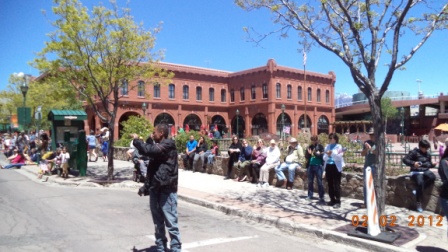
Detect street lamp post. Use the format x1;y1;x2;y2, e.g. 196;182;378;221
35;106;42;139
281;104;285;144
236;109;240;138
15;72;31;132
400;107;404;145
142;102;147;118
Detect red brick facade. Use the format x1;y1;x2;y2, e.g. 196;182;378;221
86;59;336;140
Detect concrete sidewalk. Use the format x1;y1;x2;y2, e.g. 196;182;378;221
9;159;448;252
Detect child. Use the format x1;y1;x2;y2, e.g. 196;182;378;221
59;147;70;179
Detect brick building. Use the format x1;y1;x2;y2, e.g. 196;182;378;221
86;59;336;140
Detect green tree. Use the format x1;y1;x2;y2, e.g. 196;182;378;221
114;115;153;147
33;0;171;179
236;0;448;218
381;97;398;133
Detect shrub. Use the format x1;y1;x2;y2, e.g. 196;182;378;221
114;116;153;147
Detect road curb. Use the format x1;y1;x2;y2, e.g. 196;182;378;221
178;194;410;252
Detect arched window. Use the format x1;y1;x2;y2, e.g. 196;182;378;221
325;90;330;103
196;86;202;101
121;80;128;96
153;82;160;98
317;115;329;134
221;89;226;102
183;85;189;100
307;87;312;101
287;84;292;99
262;83;268;99
317;88;321;102
209;88;215;102
168;84;175;99
137;81;145;97
298;86;302;101
240;87;245;101
276;83;281;98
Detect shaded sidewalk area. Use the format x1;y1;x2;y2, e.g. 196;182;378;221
7;158;448;252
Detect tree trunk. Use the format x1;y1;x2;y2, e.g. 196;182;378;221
369;95;387;230
107;127;114;180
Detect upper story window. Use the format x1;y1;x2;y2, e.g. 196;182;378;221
317;88;321;102
196;86;202;101
182;85;189;100
298;86;303;101
121;80;128;96
240;87;245;101
169;84;175;99
276;83;281;99
251;85;256;100
209;88;215;102
307;87;312;101
287;84;292;99
221;89;226;102
153;82;160;98
230;89;235;103
262;83;268;99
137;81;145;97
325;90;330;103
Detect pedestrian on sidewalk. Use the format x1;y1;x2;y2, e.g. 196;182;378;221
305;135;325;203
131;124;182;252
86;130;98;162
360;128;377;208
403;139;436;213
323;133;345;209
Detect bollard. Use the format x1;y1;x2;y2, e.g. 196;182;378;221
77;130;87;176
365;166;381;236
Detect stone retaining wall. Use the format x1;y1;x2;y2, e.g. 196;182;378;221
113;147;442;213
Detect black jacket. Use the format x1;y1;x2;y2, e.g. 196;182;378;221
133;138;178;192
439;157;448;199
402;147;435;172
195;142;208;154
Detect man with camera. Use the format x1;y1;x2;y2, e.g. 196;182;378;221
131;124;181;252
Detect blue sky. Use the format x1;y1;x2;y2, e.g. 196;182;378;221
1;0;446;98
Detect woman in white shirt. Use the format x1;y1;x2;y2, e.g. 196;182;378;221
323;133;346;209
258;139;281;188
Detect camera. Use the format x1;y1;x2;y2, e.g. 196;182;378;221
417;161;422;166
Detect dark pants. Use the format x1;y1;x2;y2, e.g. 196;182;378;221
227;152;240;178
308;164;324;199
325;164;341;204
411;170;436;202
249;163;262;183
182;153;194;170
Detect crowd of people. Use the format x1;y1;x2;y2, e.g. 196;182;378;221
180;132;350;209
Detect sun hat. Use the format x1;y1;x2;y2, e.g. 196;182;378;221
289;137;298;143
270;139;276;144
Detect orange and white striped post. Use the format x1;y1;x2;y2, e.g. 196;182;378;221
365;166;381;236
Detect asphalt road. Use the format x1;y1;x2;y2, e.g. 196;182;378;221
0;169;364;252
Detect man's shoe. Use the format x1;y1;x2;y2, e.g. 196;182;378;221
416;202;423;213
262;182;269;188
327;202;335;206
318;198;326;204
333;203;341;209
223;176;230;180
305;197;312;201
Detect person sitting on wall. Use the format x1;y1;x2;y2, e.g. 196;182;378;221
274;137;304;190
1;149;27;169
402;139;437;213
235;139;253;182
181;135;197;171
192;136;208;172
